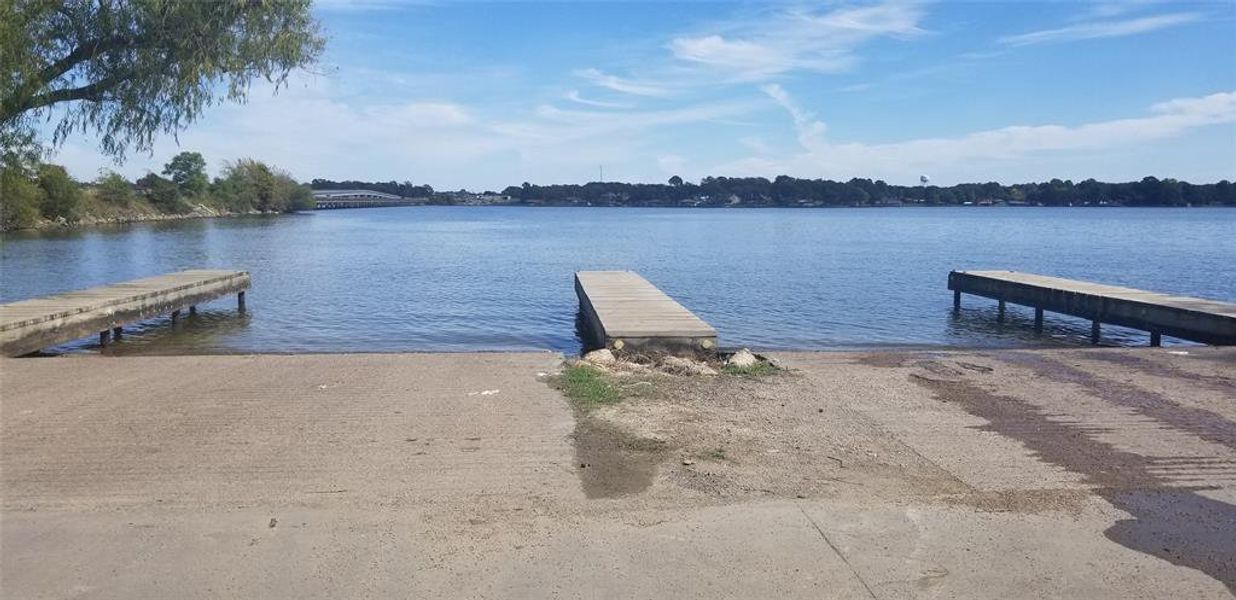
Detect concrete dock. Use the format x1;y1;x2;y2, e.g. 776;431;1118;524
0;270;250;356
575;270;717;354
949;270;1236;345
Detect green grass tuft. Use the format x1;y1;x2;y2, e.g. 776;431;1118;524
721;361;780;377
555;364;620;409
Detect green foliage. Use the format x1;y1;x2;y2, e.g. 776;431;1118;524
554;364;620;410
138;173;187;213
0;166;43;230
163;152;208;196
217;159;310;213
35;164;80;222
1;0;323;159
287;182;316;211
95;171;134;206
668;175;684;186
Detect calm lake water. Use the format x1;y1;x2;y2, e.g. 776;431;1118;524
2;207;1234;354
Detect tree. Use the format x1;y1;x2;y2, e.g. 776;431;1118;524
36;164;81;221
216;158;308;213
137;173;185;213
96;171;134;205
1;0;323;159
1;166;43;230
163;151;208;196
668;175;684;186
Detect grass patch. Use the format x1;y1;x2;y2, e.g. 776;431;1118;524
708;447;728;461
554;364;620;410
721;361;781;377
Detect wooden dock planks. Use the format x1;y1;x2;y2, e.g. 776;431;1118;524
1;270;250;356
575;271;717;355
949;270;1236;345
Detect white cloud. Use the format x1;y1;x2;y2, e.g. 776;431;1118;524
381;102;474;127
719;89;1236;183
669;2;926;80
658;154;687;175
670;36;799;78
564;90;631;109
760;84;827;149
573;68;672;97
48;74;758;190
1000;12;1200;46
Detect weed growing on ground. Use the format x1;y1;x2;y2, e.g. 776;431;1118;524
553;363;620;410
721;361;781;377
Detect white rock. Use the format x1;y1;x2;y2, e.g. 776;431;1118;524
727;348;758;368
583;349;617;366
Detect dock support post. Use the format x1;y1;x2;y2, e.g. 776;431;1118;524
112;326;122;339
189;305;197;316
1034;308;1043;333
237;291;246;313
171;309;180;324
1150;332;1162;347
1090;321;1101;344
997;300;1006;321
99;330;111;346
953;290;961;312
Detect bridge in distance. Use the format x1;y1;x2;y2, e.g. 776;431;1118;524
312;189;424;209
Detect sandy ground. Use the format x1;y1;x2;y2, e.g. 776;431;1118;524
1;347;1233;599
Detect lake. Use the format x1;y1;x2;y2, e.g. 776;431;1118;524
2;207;1234;354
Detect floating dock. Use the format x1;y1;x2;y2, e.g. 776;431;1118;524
0;270;250;356
575;271;717;355
949;270;1236;345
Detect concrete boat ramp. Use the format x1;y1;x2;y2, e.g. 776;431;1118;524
2;347;1233;598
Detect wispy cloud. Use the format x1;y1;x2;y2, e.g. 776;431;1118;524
564;90;631;110
668;2;927;80
573;68;672;97
722;88;1236;183
1000;12;1200;46
51;73;759;188
760;84;826;149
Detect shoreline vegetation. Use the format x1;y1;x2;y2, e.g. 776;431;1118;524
318;175;1236;209
1;152;313;233
5;169;1234;234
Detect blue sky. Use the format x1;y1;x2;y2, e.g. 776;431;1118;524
54;0;1236;190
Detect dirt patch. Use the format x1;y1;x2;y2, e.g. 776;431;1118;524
573;418;667;499
549;363;672;499
554;362;971;503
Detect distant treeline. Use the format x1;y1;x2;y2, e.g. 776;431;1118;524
310;179;434;198
1;151;314;231
309;175;1234;207
496;176;1235;208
